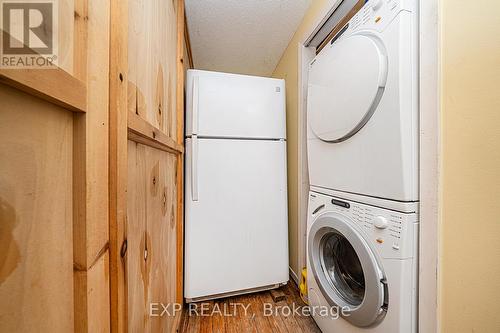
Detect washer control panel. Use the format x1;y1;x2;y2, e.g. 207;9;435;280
373;216;389;229
308;191;418;259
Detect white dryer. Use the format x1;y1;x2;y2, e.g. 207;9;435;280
306;191;418;332
307;0;419;203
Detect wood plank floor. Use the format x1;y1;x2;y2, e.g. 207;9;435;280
179;282;321;333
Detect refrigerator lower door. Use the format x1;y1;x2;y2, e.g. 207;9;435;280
184;137;289;300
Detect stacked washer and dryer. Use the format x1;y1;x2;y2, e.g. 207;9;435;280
306;0;419;332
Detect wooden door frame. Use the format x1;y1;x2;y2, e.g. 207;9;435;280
296;1;440;332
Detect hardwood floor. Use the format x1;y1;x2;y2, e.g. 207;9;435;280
179;282;321;333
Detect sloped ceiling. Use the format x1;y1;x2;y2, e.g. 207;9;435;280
185;0;312;77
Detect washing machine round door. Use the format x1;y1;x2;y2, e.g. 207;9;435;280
308;212;388;327
307;34;388;142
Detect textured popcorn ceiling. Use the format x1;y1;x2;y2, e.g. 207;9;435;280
185;0;312;77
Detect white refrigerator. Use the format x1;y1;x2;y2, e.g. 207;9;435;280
184;69;289;302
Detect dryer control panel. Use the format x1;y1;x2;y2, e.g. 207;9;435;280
332;0;414;37
308;191;418;260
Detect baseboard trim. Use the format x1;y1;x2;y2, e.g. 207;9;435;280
289;267;299;286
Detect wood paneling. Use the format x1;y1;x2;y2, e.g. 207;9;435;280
126;140;146;332
87;252;111;333
112;1;185;331
0;0;156;330
72;0;88;81
72;0;110;272
128;111;184;155
176;0;187;307
109;0;129;331
146;144;178;332
127;142;178;332
75;250;111;333
82;0;110;267
0;2;82;112
0;0;112;330
128;0;178;138
0;68;86;112
0;85;74;332
184;13;194;69
59;0;75;74
73;0;111;330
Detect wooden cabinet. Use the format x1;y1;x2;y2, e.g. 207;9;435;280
109;0;186;331
127;142;178;331
0;0;187;331
0;87;75;332
0;0;111;331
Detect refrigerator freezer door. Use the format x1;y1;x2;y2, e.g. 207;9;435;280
186;70;286;139
184;138;289;299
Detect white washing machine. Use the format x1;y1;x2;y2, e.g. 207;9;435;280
306;191;418;332
307;0;419;203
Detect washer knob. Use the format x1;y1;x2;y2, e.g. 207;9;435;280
372;0;383;11
373;216;389;229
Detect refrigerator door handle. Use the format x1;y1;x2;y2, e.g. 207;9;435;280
191;136;199;201
192;76;199;135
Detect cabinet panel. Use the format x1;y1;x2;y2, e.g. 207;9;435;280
128;0;178;137
127;142;178;332
146;145;177;332
127;141;147;331
112;0;185;330
0;85;74;332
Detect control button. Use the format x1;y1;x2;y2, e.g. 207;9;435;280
392;243;400;250
372;0;383;11
373;216;389;229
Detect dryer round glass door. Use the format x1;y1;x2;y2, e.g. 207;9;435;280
308;213;388;327
307;34;388;142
